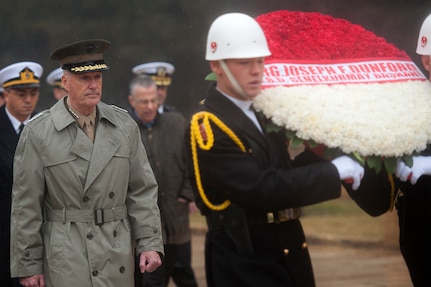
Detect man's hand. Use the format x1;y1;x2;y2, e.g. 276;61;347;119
139;251;162;273
396;156;431;184
188;201;199;214
395;159;412;182
331;155;364;190
19;274;45;287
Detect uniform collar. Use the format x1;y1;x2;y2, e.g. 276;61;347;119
50;96;119;131
5;106;30;134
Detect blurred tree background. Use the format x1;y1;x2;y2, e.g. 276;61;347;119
0;0;430;117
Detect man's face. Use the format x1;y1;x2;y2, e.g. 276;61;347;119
53;87;68;101
421;55;431;81
129;84;158;123
62;71;102;113
0;94;5;107
157;85;168;105
4;87;39;121
210;57;265;100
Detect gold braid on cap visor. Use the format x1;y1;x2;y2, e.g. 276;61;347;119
3;68;39;88
150;75;171;86
62;60;109;73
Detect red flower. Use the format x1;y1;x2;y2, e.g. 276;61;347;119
255;11;409;61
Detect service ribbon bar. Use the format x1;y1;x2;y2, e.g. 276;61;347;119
262;58;426;88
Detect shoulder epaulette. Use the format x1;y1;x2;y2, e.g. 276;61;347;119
28;111;46;123
110;105;128;114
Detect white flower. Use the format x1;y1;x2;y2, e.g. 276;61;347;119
253;81;431;157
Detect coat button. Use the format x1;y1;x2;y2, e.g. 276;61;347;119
83;196;89;203
119;266;125;273
302;242;308;249
152;228;158;234
92;270;98;276
87;233;94;240
24;251;30;257
113;230;117;237
109;192;115;198
283;249;289;255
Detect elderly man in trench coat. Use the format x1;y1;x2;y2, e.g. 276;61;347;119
10;39;164;287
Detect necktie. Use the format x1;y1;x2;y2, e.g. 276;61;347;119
83;119;94;142
248;106;263;133
18;123;24;136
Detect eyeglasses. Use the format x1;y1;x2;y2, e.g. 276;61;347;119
133;97;158;106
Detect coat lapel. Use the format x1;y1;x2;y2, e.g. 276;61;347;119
50;99;122;192
0;106;19;153
83;104;121;192
51;99;93;162
69;130;93;161
204;86;269;152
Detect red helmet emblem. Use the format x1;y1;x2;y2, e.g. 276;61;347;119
421;36;428;47
211;41;217;53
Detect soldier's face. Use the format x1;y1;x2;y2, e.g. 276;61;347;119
3;87;39;122
63;71;102;113
53;87;68;101
210;57;265;101
156;85;168;105
129;84;158;123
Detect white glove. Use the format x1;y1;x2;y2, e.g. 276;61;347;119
395;159;412;182
396;156;431;185
331;155;364;190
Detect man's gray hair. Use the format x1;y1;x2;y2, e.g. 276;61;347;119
129;74;156;94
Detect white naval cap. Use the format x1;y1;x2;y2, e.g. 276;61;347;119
46;67;64;88
132;62;175;86
0;61;43;89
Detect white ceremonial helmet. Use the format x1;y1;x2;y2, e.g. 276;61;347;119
205;13;271;60
417;14;431;55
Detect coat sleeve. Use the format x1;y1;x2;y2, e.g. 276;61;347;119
10;127;45;277
344;165;392;217
189;125;342;212
126;123;164;256
294;148;392;217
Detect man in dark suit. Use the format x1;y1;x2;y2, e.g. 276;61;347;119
185;13;391;287
0;87;5;107
0;61;43;287
129;75;197;287
132;62;177;114
133;62;199;287
395;13;431;287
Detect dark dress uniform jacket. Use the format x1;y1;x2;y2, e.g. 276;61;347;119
186;84;392;287
0;105;20;286
186;85;337;287
395;147;431;287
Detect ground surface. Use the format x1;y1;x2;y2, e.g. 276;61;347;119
169;193;413;287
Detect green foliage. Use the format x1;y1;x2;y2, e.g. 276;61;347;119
263;118;416;174
205;72;217;81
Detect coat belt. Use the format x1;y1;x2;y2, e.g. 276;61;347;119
44;205;127;226
247;208;302;225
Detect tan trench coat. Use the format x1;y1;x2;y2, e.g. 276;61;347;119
10;99;163;287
